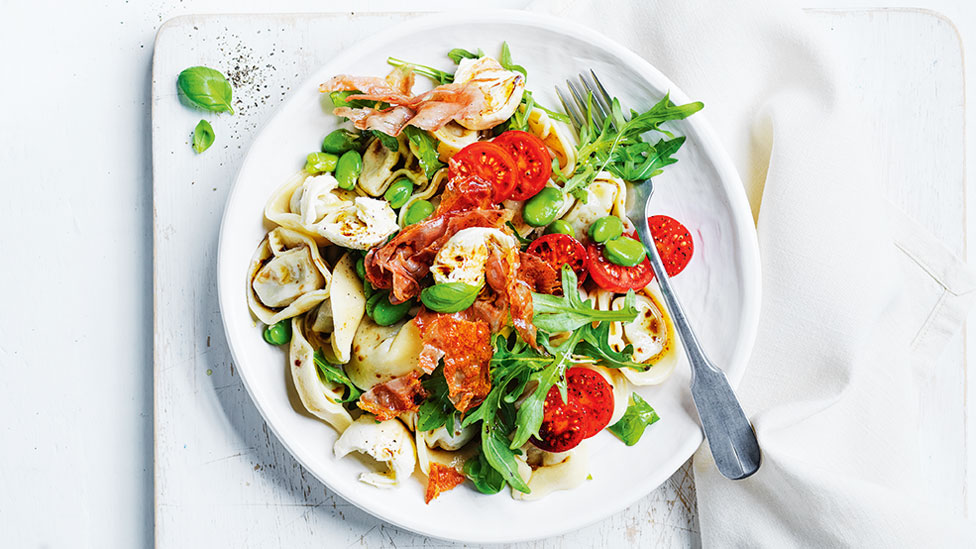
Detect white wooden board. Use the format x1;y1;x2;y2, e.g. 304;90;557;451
152;10;966;547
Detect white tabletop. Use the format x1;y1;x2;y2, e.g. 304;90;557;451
1;1;974;547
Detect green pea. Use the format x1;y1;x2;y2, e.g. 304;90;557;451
262;320;291;345
321;129;362;154
589;215;624;243
545;220;574;236
603;236;647;267
372;297;413;326
403;199;434;225
335;150;362;190
522;187;564;227
383;178;414;209
304;152;338;174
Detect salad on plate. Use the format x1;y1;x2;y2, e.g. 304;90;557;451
245;43;702;503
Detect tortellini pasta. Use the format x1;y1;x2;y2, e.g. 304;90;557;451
334;416;416;488
513;444;590;501
432;121;481;162
247;227;331;325
288;315;353;432
344;317;424;390
559;172;628;241
308;252;366;364
527;107;577;177
358;135;428;197
593;286;680;386
266;172;398;250
403;413;479;476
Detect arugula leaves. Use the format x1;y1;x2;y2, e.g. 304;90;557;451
416;367;458;432
387;57;454;84
371;130;399;152
177;66;234;114
608;393;660;446
462;450;507;494
564;92;703;196
192;119;214;153
531;266;638;333
312;350;362;403
448;47;484;64
498;42;527;78
402;126;445;180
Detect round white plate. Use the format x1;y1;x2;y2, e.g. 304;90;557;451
218;10;760;544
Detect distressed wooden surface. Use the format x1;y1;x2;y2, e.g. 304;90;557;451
153;9;966;548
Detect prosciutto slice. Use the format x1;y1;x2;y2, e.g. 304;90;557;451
414;311;493;412
364;208;511;304
357;371;426;421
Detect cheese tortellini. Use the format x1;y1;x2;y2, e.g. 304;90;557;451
308;252;366;364
344;317;424;390
527;107;577;177
513;444;590;501
289;315;353;432
560;172;628;241
265;172;398;250
247;227;332;325
359;135;427;197
334;416;416;488
432;121;480;162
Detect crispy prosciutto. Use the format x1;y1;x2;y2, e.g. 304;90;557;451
424;462;466;503
516;251;562;295
414;311;493;413
484;246;539;349
434;173;496;216
320;57;525;135
364;208;511;304
357;371;426;421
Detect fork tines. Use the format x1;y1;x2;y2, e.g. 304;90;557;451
556;70;619;132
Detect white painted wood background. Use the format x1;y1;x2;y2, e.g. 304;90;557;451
151;8;968;548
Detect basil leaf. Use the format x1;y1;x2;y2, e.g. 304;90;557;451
177;66;234;114
312;350;362;403
462;450;506;494
417;368;456;432
420;282;481;313
448;47;484;64
531;266;638;332
370;130;399;152
402;126;445;180
481;428;530;493
608;393;660;445
191;119;214;153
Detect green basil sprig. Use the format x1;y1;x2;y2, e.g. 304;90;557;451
192;119;215;153
607;393;660;446
177;66;235;114
420;282;481;313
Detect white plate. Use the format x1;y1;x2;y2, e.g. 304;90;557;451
217;10;760;544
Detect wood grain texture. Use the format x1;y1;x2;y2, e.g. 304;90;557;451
153;10;966;547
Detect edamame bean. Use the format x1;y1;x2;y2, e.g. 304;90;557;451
335;150;362;190
372;297;413;326
321;129;362;154
383;178;414;209
355;256;366;281
545;219;574;236
263;320;291;345
603;236;647;267
522;187;564;227
589;215;624;243
403;199;434;225
304;152;338;174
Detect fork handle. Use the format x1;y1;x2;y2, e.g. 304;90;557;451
635;208;761;480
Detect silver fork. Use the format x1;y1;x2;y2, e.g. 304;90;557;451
557;72;761;480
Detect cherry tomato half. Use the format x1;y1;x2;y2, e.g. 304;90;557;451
526;233;588;285
532;367;615;452
448;141;517;203
648;215;694;277
493;130;552;201
586;231;654;293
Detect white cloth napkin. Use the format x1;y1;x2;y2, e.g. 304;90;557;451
529;0;976;545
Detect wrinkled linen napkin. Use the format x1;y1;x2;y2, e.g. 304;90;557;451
530;0;976;545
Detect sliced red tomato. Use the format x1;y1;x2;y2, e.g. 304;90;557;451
532;367;615;452
526;233;588;285
567;368;614;438
492;130;552;201
448;141;517;203
586;232;654;293
648;215;694;277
